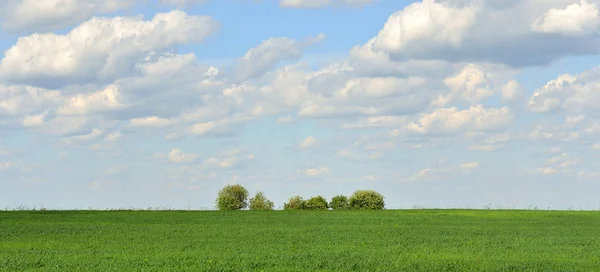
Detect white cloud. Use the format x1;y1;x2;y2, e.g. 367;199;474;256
168;148;198;164
460;162;479;169
372;0;478;55
299;136;318;149
529;68;600;114
2;0;135;32
232;34;325;81
160;0;208;7
298;166;330;176
279;0;374;8
531;151;578;175
201;149;254;169
64;128;103;143
531;0;600;36
403;105;513;135
129;116;172;127
501;80;522;102
593;143;600;150
0;10;218;88
22;111;48;127
57;85;123;115
363;0;600;67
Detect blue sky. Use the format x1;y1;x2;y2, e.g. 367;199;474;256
2;0;600;210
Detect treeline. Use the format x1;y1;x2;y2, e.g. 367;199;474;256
216;185;385;211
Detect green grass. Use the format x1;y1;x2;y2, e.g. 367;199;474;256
1;210;600;271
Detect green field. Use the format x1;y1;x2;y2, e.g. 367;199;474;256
2;210;600;271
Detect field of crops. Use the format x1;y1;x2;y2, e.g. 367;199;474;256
2;210;600;271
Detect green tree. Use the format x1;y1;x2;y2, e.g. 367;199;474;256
348;190;385;210
283;195;305;210
249;191;274;211
305;195;329;210
330;195;349;210
215;184;249;211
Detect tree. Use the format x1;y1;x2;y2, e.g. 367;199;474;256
348;190;385;210
249;191;274;211
305;195;329;210
283;195;305;210
330;195;349;210
215;184;249;211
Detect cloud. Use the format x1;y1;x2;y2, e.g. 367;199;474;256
1;0;135;32
168;148;198;164
279;0;375;8
0;10;218;88
531;0;600;36
404;161;480;182
530;150;578;175
230;34;325;81
299;136;318;149
402;105;513;135
298;166;330;176
201;149;254;169
529;67;600;114
160;0;209;7
366;0;600;67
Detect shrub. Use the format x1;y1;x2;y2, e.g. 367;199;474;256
249;191;274;211
283;195;305;210
330;195;349;210
215;184;249;211
348;190;385;210
305;196;329;210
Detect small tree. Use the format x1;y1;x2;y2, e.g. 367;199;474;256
283;195;305;210
216;184;249;211
330;195;349;210
348;190;385;210
249;191;274;211
305;195;329;210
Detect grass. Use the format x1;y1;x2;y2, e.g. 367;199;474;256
1;210;600;271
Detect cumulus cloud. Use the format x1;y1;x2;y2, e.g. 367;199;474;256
279;0;375;8
365;0;600;67
401;105;513;135
230;34;325;81
160;0;208;7
0;10;218;88
1;0;135;32
531;0;600;36
529;67;600;114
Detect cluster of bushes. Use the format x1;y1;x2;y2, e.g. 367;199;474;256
215;185;384;211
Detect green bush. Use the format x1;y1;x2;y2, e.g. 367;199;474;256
283;195;305;210
305;196;329;210
215;184;249;211
330;195;349;210
348;190;385;210
249;191;274;211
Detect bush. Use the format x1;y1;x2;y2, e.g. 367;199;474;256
215;184;249;210
330;195;349;210
305;196;329;210
348;190;385;210
283;195;305;210
249;191;274;211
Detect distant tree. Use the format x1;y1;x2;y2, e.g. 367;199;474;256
249;191;274;211
348;190;385;210
330;195;349;210
305;196;329;210
283;195;306;210
216;184;249;211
